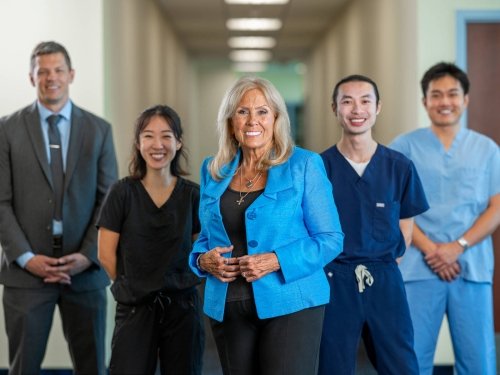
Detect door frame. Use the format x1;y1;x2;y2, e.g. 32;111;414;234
456;10;500;128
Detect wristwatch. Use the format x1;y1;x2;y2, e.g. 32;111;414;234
457;236;469;251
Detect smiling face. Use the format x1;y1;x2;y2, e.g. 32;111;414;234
30;52;74;112
423;75;469;129
231;88;276;158
138;115;181;174
333;80;381;136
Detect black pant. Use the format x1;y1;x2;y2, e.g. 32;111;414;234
210;299;325;375
109;289;205;375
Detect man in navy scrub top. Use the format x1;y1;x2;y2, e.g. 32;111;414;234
318;75;429;375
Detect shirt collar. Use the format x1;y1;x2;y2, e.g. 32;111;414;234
37;100;72;122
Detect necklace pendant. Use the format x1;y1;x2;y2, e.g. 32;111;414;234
245;180;254;188
236;197;244;205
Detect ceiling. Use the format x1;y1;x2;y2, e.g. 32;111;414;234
157;0;349;64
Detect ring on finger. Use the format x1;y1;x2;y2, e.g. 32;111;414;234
242;272;246;277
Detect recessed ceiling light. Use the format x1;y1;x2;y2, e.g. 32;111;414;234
229;49;272;62
228;37;276;49
225;0;289;4
232;62;268;73
226;18;282;31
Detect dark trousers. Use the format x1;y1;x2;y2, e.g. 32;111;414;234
318;261;419;375
210;299;325;375
109;289;204;375
3;284;106;375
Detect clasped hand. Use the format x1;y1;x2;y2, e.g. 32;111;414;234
26;253;92;285
424;241;463;282
199;246;280;283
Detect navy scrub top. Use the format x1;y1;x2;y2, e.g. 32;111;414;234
321;144;429;263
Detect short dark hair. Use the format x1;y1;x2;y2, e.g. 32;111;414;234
30;41;72;72
129;105;189;179
331;74;380;107
421;62;470;97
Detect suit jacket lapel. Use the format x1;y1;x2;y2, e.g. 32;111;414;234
25;103;53;188
64;105;84;190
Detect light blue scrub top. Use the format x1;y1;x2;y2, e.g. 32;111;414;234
390;127;500;283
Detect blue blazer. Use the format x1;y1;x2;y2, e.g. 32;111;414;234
189;147;344;322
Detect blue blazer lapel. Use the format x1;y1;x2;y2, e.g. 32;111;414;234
25;103;53;188
252;159;293;207
203;152;240;200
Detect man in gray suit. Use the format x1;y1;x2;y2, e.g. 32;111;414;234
0;41;118;375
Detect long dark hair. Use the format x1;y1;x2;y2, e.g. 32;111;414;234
128;105;189;179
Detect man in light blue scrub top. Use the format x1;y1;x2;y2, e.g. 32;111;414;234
390;62;500;375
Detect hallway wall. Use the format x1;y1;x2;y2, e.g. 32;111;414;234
303;0;418;152
1;0;499;371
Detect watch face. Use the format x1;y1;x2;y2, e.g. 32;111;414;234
458;238;469;249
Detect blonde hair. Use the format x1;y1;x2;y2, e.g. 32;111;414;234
209;76;294;180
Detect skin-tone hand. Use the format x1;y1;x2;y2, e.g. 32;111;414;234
436;262;461;282
199;245;240;282
238;252;280;282
25;254;71;284
44;253;92;284
424;241;464;273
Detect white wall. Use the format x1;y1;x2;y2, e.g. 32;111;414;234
0;0;106;369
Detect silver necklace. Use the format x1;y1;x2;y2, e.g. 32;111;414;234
236;167;262;205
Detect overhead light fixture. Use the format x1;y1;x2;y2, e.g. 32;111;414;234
228;36;276;49
232;62;268;73
226;18;282;31
225;0;289;4
229;49;272;62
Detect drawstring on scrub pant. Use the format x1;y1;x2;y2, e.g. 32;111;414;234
355;264;374;293
151;292;172;323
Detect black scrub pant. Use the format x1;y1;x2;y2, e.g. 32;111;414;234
109;288;204;375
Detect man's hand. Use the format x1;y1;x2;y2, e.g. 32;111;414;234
25;254;71;284
436;262;461;282
425;241;464;273
45;253;92;278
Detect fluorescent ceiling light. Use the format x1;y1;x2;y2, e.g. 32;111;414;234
229;49;272;62
228;36;276;49
226;18;282;31
232;62;268;73
225;0;289;4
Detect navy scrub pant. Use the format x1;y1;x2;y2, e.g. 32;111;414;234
318;261;419;375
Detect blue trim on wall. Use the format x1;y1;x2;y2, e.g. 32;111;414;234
455;10;500;128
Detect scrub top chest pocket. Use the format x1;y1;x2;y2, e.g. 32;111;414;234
372;200;400;242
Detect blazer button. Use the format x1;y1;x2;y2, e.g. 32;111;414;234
248;240;258;248
247;210;257;220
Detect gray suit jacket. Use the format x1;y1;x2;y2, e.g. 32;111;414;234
0;102;118;291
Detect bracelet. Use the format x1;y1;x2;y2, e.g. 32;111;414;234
196;253;204;270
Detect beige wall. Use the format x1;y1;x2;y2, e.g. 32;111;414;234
103;0;194;178
304;0;418;152
1;0;499;370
